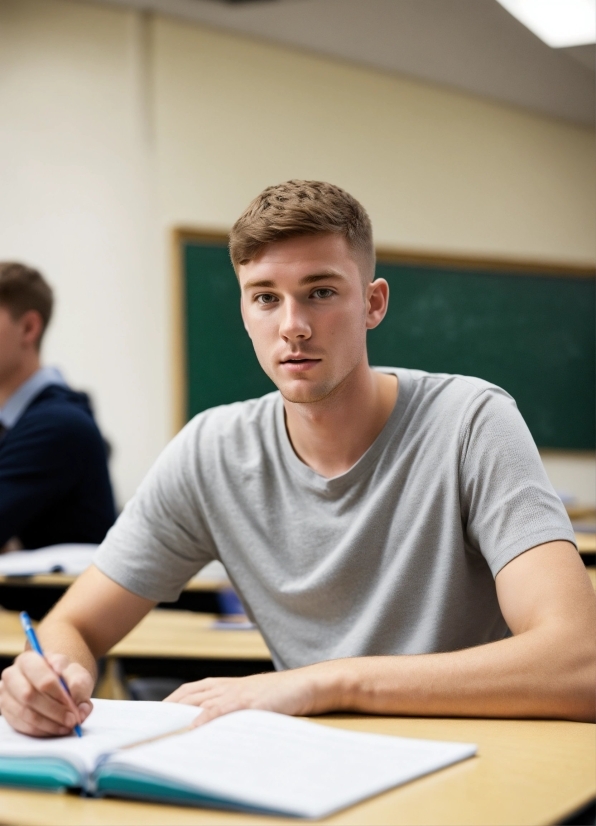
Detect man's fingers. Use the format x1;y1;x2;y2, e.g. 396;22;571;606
192;707;220;727
20;654;83;726
14;652;72;706
164;679;221;703
2;663;79;728
0;690;73;737
1;653;95;736
46;653;69;673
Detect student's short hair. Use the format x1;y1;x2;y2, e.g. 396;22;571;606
0;262;54;345
229;180;375;282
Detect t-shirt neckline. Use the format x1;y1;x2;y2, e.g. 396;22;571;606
275;367;412;492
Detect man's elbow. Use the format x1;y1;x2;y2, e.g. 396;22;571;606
553;633;596;723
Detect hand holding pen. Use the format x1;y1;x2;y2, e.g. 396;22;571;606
18;612;83;737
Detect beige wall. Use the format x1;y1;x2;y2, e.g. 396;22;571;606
0;0;594;504
154;16;596;266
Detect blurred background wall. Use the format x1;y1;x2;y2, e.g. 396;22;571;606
0;0;594;505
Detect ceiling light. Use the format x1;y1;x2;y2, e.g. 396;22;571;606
496;0;596;47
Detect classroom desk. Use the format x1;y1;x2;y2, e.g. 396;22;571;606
577;533;596;554
0;609;270;662
0;714;594;826
0;571;230;620
0;571;229;591
2;562;595;661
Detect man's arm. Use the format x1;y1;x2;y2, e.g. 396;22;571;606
166;541;596;724
0;565;155;736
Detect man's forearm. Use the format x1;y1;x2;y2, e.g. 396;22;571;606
311;625;596;722
36;617;98;683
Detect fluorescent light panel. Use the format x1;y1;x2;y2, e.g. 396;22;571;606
496;0;596;47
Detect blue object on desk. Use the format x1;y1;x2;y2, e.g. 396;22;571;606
216;588;245;616
19;611;83;737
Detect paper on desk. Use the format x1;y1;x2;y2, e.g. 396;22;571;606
104;709;477;818
0;699;200;777
0;545;98;577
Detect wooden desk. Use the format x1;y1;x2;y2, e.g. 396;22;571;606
0;572;229;592
0;572;230;620
0;609;270;662
112;610;270;661
577;532;596;554
0;714;593;826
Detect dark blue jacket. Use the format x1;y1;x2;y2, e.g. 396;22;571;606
0;385;116;549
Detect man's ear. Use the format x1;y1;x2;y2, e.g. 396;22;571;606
365;278;389;331
19;310;44;349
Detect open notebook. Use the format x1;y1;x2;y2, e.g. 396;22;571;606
0;700;476;818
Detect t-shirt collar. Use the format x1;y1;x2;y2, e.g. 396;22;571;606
275;366;412;492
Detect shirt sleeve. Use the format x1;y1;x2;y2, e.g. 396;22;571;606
93;422;216;602
458;387;577;577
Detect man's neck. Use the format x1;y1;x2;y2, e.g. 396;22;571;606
0;357;41;408
283;365;398;479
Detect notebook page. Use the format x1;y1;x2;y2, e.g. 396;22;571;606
103;709;477;818
0;699;200;777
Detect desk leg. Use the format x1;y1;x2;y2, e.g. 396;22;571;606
94;658;130;700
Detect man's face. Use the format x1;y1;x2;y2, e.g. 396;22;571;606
239;234;377;405
0;306;37;386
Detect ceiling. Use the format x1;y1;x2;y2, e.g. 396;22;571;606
87;0;595;125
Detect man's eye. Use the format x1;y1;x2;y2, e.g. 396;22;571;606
312;288;334;299
256;294;277;305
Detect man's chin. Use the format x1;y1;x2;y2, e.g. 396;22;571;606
277;380;335;405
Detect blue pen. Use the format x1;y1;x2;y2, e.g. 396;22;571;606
19;611;83;738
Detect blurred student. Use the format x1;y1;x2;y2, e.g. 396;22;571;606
0;262;116;552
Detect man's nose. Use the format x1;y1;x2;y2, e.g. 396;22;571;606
279;298;311;341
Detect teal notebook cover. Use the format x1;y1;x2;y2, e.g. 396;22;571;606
0;756;82;790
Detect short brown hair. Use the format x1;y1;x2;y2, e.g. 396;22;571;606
229;180;375;281
0;262;54;345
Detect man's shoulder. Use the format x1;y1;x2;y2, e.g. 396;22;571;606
176;391;280;460
402;368;511;406
391;368;516;437
17;385;101;440
185;390;280;436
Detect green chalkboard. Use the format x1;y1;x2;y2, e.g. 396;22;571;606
182;238;595;450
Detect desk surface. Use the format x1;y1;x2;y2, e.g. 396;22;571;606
0;572;228;592
577;532;596;554
0;713;593;826
112;610;271;661
2;565;595;660
0;609;271;662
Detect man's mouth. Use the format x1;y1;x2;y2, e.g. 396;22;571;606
280;356;322;371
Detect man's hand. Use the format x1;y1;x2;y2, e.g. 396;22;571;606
164;665;341;727
0;651;94;737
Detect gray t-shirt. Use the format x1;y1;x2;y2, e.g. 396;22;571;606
94;368;575;670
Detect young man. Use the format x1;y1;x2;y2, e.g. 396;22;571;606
1;182;594;737
0;263;116;552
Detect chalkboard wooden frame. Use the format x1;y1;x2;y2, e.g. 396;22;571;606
172;226;594;452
